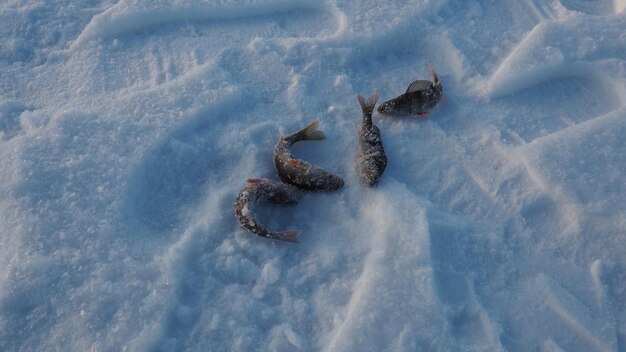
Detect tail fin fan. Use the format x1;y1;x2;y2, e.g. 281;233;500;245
357;93;378;115
286;120;326;143
273;230;300;243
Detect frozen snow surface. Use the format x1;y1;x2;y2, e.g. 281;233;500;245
1;0;625;351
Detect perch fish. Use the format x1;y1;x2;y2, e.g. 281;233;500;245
378;64;442;116
357;93;387;186
234;178;300;243
274;120;344;192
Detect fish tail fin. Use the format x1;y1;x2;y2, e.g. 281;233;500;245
357;93;378;115
428;64;441;89
286;120;326;143
273;230;300;243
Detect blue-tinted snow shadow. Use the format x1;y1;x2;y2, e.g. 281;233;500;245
0;101;30;140
491;73;621;144
120;93;270;232
0;256;72;352
73;1;337;49
427;208;514;349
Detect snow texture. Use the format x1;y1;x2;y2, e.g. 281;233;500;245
1;0;625;351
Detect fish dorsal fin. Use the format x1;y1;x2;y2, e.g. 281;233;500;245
405;80;432;94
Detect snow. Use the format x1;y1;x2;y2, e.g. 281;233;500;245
1;0;625;351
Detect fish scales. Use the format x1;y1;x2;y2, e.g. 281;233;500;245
378;64;442;116
234;178;300;243
274;120;344;192
357;93;387;186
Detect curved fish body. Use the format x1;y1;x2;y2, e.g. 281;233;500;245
377;64;442;116
234;178;300;243
274;120;344;192
357;93;387;186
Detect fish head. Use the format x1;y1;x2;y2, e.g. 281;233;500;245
324;174;345;191
376;99;396;115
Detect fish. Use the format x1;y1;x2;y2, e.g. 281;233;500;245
377;64;442;116
274;120;345;192
234;178;301;243
357;93;387;186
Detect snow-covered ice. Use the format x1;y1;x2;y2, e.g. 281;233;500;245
1;0;625;351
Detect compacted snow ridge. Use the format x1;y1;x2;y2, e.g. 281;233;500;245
1;0;625;351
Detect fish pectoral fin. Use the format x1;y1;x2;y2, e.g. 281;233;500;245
406;80;432;94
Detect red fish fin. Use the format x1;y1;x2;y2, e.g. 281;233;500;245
246;178;271;185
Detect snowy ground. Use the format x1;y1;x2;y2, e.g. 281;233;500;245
1;0;625;351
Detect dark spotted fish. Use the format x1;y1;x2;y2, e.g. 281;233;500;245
377;64;442;116
357;93;387;186
274;120;344;192
234;178;300;243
